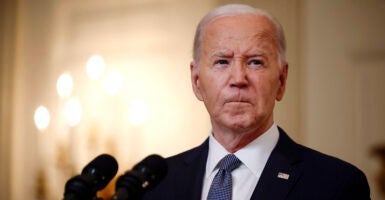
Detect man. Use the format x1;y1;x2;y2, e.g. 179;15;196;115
144;4;370;200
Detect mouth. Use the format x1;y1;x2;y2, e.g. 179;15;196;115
223;92;252;106
224;95;250;103
225;101;251;106
224;99;252;106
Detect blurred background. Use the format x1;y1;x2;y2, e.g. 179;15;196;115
1;0;385;199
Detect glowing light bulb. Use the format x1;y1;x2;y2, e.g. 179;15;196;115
128;99;149;126
34;106;50;130
57;73;73;97
86;54;105;79
103;71;123;96
64;98;82;127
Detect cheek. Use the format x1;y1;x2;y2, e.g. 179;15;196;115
202;80;220;105
201;70;227;93
252;74;281;103
199;73;229;110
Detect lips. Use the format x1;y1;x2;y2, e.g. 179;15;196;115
222;89;253;106
223;100;252;114
225;101;250;106
223;96;252;105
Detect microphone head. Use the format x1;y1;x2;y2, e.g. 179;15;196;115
113;154;167;199
133;154;167;185
82;154;119;189
64;154;118;200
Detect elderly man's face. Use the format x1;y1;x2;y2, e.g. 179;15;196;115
191;14;288;135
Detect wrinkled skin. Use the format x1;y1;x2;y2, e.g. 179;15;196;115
191;14;288;153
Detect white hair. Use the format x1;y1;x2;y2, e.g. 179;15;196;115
192;4;286;65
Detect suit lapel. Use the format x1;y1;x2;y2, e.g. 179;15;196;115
173;139;209;200
170;129;303;200
250;128;304;200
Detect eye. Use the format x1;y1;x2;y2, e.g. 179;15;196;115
248;59;263;68
216;60;229;65
214;59;229;67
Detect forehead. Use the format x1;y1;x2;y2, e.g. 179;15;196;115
206;14;275;30
201;14;277;52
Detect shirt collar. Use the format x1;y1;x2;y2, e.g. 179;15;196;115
205;123;279;178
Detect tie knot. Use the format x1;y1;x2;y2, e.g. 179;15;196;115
219;154;241;172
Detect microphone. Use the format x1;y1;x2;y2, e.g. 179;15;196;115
111;154;168;200
63;154;119;200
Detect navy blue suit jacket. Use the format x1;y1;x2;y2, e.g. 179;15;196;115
143;128;370;199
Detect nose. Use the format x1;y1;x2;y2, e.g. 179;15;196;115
230;61;248;88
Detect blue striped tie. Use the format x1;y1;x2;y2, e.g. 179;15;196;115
207;154;242;200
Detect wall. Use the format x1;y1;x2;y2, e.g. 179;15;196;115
302;0;385;198
0;0;18;199
8;0;215;199
1;0;384;199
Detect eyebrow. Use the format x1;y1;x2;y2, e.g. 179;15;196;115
211;52;264;59
212;51;234;58
245;53;264;58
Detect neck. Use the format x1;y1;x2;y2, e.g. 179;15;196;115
212;121;274;153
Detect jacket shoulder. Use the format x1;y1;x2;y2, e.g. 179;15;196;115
275;128;370;199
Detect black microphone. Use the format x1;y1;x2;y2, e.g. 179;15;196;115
63;154;119;200
111;154;168;200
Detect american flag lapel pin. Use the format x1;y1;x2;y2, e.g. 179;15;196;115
277;172;290;180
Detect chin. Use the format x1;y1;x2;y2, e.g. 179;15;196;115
222;113;269;133
224;118;255;132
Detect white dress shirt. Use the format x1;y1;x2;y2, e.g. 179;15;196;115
201;123;279;200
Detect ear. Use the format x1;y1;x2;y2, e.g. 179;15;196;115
190;61;203;101
276;62;288;101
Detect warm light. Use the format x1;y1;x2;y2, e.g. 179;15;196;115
34;106;50;130
64;98;82;127
103;71;123;96
86;54;105;79
128;99;149;126
57;73;73;97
